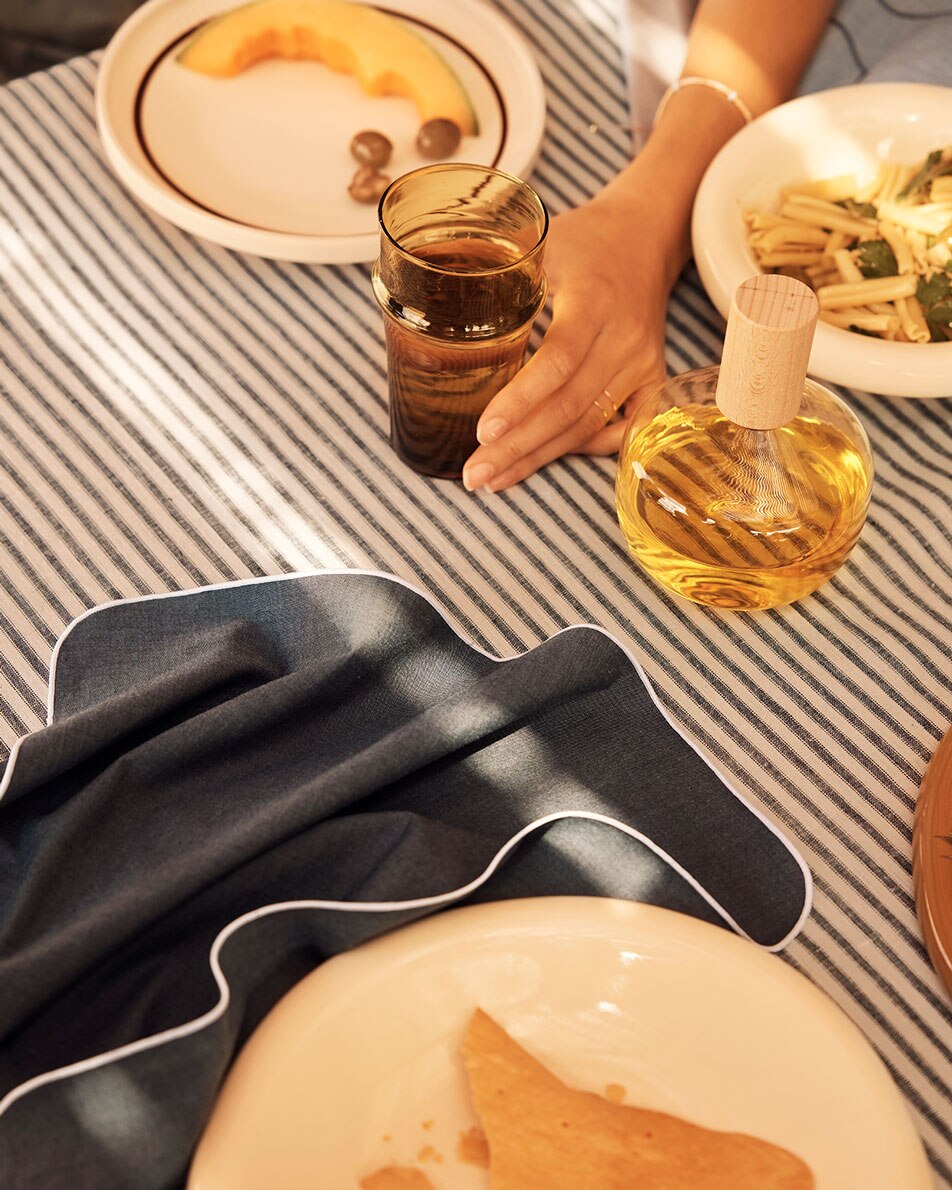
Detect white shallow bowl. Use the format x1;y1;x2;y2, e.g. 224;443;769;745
692;83;952;398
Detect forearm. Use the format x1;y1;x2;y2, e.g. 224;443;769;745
593;0;836;276
682;0;836;114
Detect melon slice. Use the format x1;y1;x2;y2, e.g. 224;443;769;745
176;0;478;135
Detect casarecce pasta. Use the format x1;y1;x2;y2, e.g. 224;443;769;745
744;147;952;343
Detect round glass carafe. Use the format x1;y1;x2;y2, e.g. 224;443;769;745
615;365;874;610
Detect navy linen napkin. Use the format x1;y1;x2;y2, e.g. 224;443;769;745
0;571;809;1189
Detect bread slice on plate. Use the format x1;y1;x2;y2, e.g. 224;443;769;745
461;1007;814;1189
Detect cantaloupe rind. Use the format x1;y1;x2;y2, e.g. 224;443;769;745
176;0;479;136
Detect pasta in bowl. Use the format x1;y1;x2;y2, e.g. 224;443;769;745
692;83;952;398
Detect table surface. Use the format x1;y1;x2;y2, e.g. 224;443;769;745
0;0;950;1184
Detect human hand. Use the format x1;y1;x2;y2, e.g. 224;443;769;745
461;192;677;492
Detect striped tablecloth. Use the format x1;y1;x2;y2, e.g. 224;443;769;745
0;0;950;1183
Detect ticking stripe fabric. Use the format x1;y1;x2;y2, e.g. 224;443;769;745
0;0;951;1183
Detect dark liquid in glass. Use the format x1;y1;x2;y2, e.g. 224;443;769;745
385;237;535;479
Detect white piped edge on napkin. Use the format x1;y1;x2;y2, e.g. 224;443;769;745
0;568;813;1121
0;804;808;1122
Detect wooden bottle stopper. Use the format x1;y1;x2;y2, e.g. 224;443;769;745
715;274;819;429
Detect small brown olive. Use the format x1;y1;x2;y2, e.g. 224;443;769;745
348;164;390;204
350;130;393;168
415;118;462;160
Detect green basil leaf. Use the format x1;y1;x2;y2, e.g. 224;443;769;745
916;272;952;312
837;199;878;219
857;240;899;278
897;149;944;200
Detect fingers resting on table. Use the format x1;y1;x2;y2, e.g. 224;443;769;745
461;200;671;493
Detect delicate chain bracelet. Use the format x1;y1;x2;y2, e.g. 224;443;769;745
652;76;754;130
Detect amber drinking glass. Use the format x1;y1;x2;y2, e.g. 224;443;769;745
372;164;548;479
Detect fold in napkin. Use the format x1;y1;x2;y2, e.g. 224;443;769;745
0;571;810;1190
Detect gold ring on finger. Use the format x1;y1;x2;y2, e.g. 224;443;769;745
592;389;615;423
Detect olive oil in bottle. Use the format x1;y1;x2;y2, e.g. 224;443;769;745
615;275;873;610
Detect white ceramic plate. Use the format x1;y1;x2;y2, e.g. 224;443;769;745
95;0;546;262
187;897;931;1189
692;83;952;398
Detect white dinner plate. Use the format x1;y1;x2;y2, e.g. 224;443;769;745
187;897;931;1189
95;0;546;262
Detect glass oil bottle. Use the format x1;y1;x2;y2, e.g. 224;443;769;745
615;274;873;610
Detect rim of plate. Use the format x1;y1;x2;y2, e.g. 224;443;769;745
95;0;547;263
